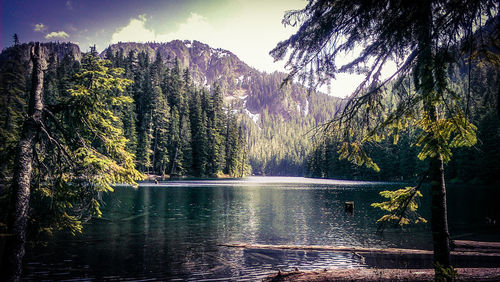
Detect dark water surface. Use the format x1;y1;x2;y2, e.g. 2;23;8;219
23;177;500;280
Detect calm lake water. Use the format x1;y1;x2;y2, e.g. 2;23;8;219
24;177;500;280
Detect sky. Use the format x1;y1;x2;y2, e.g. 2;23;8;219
1;0;364;98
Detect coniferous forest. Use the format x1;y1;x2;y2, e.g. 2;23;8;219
306;62;500;184
1;0;500;280
2;41;498;184
1;43;250;181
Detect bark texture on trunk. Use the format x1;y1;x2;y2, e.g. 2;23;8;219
429;155;451;268
417;0;452;275
1;42;44;282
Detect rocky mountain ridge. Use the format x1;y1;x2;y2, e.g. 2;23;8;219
1;40;341;175
101;41;340;126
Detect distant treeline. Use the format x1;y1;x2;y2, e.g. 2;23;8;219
306;63;500;184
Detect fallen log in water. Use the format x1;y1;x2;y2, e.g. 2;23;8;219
219;242;500;257
453;240;500;253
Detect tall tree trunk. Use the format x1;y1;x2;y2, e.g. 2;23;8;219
429;154;451;269
417;0;452;277
1;42;44;282
427;97;452;279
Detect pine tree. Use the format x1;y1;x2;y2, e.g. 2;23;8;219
151;86;170;175
0;44;27;183
205;84;225;176
1;43;43;281
271;0;497;277
134;51;153;172
189;90;207;176
168;106;182;175
13;34;19;46
2;44;142;281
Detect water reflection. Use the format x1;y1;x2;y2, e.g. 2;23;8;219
23;177;499;280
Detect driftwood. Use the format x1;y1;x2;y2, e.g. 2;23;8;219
220;242;500;257
220;243;432;255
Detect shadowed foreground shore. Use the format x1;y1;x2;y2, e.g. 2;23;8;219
223;240;500;281
264;268;500;281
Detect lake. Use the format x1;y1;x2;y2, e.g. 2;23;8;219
23;177;500;280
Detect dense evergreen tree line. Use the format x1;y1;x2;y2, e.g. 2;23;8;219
0;44;250;202
102;41;342;177
0;43;249;279
306;63;500;184
103;48;250;177
242;71;339;176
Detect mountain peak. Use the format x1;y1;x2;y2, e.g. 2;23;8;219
101;40;339;126
103;40;255;95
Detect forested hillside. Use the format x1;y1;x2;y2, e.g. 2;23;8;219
0;42;249;179
2;39;497;181
306;57;500;184
102;41;340;175
0;40;340;177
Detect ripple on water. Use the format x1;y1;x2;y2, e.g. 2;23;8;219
23;178;498;280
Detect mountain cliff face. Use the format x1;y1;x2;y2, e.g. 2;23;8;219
0;42;81;71
102;41;341;175
0;40;340;175
102;41;339;127
102;41;253;93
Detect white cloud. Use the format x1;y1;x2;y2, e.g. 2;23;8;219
109;7;302;74
66;0;74;10
108;2;381;98
155;13;213;42
34;23;46;32
110;14;155;43
45;31;69;39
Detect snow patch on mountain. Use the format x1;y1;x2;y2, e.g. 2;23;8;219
245;108;260;129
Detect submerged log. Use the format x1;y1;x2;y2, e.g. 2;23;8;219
220;242;500;257
220;243;432;255
120;212;150;221
454;240;500;249
345;201;354;213
453;240;500;254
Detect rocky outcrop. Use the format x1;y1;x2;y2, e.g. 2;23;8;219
102;41;340;124
0;42;81;71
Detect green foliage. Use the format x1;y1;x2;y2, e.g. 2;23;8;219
434;262;458;281
0;46;26;181
104;49;249;177
338;142;380;172
0;50;144;237
416;112;477;163
29;53;144;235
271;0;497;179
371;187;427;225
273;7;497;274
244;71;339;176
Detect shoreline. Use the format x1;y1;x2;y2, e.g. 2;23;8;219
264;267;500;281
